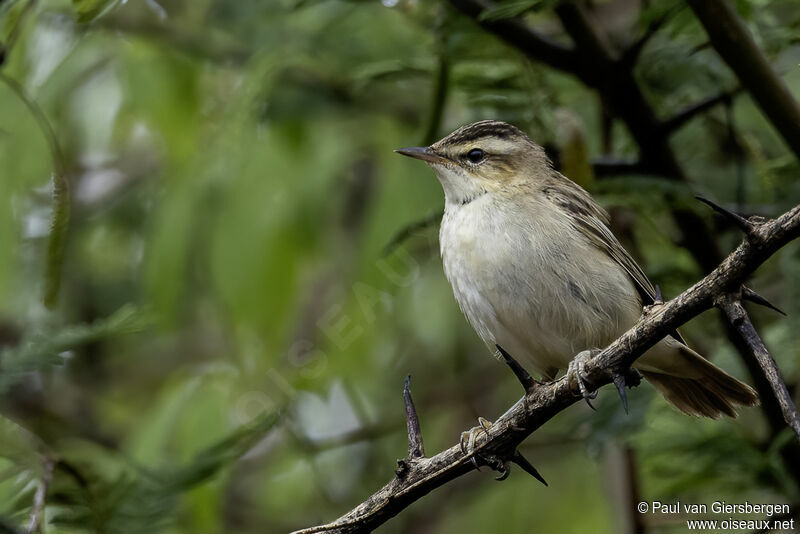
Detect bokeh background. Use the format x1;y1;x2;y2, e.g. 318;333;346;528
1;0;799;532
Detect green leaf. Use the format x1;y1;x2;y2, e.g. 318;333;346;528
0;305;150;393
0;416;46;478
51;411;280;533
70;0;118;23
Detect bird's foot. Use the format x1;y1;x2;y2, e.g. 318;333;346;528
459;417;547;485
566;349;599;409
460;417;493;470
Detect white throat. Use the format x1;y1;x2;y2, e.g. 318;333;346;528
430;163;488;207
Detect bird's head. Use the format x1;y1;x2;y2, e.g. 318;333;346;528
395;120;551;206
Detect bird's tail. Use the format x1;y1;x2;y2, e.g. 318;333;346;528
640;344;758;418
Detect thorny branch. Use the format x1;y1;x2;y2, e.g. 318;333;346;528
293;201;800;533
720;296;800;443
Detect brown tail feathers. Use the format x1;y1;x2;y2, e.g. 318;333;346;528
642;357;758;418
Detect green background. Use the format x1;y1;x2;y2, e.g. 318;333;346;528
0;0;799;532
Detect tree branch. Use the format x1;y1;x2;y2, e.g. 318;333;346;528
292;201;800;534
447;0;581;74
659;88;741;136
719;296;800;443
619;3;685;69
687;0;800;159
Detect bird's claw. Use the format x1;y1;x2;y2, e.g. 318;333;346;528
459;419;548;486
460;417;493;470
567;350;599;409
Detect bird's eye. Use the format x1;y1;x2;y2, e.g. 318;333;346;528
465;148;485;164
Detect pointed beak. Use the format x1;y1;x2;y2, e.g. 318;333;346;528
394;146;449;164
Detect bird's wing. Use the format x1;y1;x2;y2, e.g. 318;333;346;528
542;178;687;344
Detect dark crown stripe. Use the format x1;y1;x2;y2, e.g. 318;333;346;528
439;120;524;147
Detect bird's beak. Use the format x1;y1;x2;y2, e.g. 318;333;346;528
394;146;449;164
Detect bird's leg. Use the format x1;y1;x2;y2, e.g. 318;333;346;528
566;349;599;409
461;345;532;458
458;346;548;484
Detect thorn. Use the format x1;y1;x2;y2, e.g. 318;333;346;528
612;372;629;414
403;375;425;459
654;284;663;304
496;345;536;392
510;450;548;486
742;286;787;316
695;196;754;234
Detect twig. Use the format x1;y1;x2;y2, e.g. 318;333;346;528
292;201;800;534
619;2;685;68
382;211;441;257
719;296;800;444
26;456;53;534
659;88;741;135
402;376;424;460
0;72;70;308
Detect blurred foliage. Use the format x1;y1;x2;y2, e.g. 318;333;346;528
0;0;798;532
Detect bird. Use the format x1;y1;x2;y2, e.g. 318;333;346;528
395;119;758;423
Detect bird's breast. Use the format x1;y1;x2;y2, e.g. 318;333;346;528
439;198;641;374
